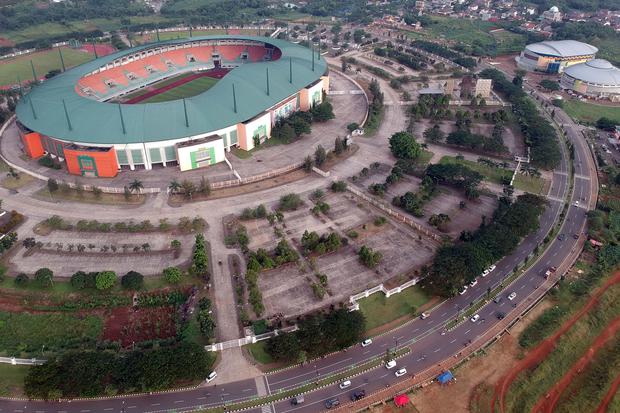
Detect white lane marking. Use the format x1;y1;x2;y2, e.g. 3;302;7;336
450;339;457;344
440;312;447;317
413;328;420;333
433;348;441;353
104;409;114;411
363;350;371;355
174;400;184;403
464;329;471;334
520;284;526;290
379;373;388;378
127;406;136;409
242;388;253;392
197;397;207;400
151;403;161;406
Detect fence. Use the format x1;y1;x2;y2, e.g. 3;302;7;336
346;185;443;242
348;277;420;311
206;325;298;351
0;356;45;366
210;161;304;190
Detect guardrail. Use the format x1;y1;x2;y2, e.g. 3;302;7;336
206;325;298;351
0;356;45;366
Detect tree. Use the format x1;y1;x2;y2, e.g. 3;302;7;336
540;79;560;91
389;131;421;159
311;101;335;122
123;186;131;201
334;137;345;155
14;273;29;287
359;245;382;268
181;180;197;199
331;180;347;192
314;145;327;166
428;213;451;231
266;333;301;361
163;266;183;284
199;176;211;196
70;271;88;290
95;271;117;290
303;155;314;172
168;179;181;194
423;124;445;143
34;268;54;288
596;117;616;131
347;122;359;132
121;271;144;290
128;179;143;194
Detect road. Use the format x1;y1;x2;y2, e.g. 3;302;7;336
0;73;597;413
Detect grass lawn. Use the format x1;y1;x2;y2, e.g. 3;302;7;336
416;149;434;167
562;99;620;125
439;156;547;194
247;341;274;365
138;76;219;103
358;286;430;332
0;364;28;397
1;173;34;190
0;47;94;86
118;72;197;101
0;311;103;356
34;187;147;205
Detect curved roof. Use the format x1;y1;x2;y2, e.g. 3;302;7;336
563;59;620;85
525;40;598;58
15;36;327;145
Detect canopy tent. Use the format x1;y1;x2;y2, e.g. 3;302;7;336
394;394;410;407
437;370;454;384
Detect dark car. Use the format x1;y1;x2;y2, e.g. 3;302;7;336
573;233;579;239
493;296;503;304
351;390;366;401
557;233;566;241
496;312;506;320
325;398;340;409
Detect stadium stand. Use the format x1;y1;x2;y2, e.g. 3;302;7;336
219;45;246;62
247;45;267;62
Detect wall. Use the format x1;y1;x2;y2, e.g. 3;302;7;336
64;147;119;177
239;111;271;151
21;132;45;159
176;137;225;171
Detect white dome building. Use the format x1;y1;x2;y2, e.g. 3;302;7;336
560;59;620;101
516;40;597;73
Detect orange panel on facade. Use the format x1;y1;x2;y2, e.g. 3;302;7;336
22;132;45;159
64;147;119;178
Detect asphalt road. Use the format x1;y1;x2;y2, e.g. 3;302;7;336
0;79;596;413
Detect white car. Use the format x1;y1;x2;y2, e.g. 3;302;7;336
395;368;407;377
469;279;478;287
508;292;517;301
574;200;579;207
339;380;351;390
206;371;217;383
361;338;372;347
488;265;496;273
470;314;480;323
482;265;496;277
481;269;490;277
385;360;397;369
458;286;468;295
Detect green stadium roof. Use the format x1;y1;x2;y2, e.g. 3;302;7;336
15;36;327;145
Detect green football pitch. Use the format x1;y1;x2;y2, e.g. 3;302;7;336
138;76;219;103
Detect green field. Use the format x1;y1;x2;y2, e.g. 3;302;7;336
247;341;274;365
0;364;28;397
358;286;430;332
0;311;103;356
439;156;548;194
0;47;94;86
118;72;197;101
138;76;219;103
562;99;620;125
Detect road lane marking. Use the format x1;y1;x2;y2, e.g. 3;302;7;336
197;397;207;400
151;403;161;406
450;339;457;344
242;388;253;392
464;329;471;334
433;348;441;353
440;312;447;317
174;400;184;403
104;409;113;411
363;350;370;355
379;373;388;378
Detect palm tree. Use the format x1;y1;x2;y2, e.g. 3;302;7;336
168;179;181;194
128;179;143;194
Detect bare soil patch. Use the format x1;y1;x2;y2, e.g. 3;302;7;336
102;305;177;348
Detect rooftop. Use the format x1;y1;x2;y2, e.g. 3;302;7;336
563;59;620;86
525;40;598;57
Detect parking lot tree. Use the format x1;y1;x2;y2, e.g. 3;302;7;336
47;178;59;193
314;144;327;166
95;271;117;290
303;155;314;172
34;268;54;288
279;193;303;211
331;180;347;192
359;245;382;268
121;271;144;290
334;137;345;155
424;124;445;143
389;131;421;160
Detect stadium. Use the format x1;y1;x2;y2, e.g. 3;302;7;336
14;36;329;177
560;59;620;102
515;40;598;73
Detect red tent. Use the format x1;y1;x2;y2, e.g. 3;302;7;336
394;394;410;407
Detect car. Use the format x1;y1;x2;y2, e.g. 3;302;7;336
470;314;480;323
351;390;366;401
420;312;430;320
291;394;305;405
469;279;478;287
206;371;217;383
395;368;407;377
496;312;505;320
385;360;397;369
339;380;351;390
493;296;503;304
508;292;517;301
361;338;373;347
325;398;340;409
458;286;468;295
481;269;490;277
574;200;580;207
557;233;566;241
573;233;579;239
488;264;496;273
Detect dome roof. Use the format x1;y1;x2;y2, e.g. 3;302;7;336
549;6;559;12
563;59;620;86
525;40;598;57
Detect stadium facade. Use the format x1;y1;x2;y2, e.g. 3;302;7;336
15;36;329;177
560;59;620;101
515;40;598;73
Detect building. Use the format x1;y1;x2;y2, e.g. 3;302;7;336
15;36;329;177
474;79;492;98
542;6;562;23
516;40;598;73
560;59;620;101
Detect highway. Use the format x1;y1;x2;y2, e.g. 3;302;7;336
0;81;597;413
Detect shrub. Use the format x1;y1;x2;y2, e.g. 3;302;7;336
314;145;327;166
70;271;88;290
359;245;382;268
121;271;144;290
34;268;54;288
163;267;183;284
14;273;29;287
374;216;387;226
279;193;302;211
95;271;117;290
331;180;347;192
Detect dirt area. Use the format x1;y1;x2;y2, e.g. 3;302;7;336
409;299;553;413
244;191;438;320
102;305;177;347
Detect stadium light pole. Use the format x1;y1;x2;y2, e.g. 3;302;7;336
266;67;270;96
232;83;237;113
62;99;73;131
289;57;293;84
57;46;66;72
30;60;37;84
